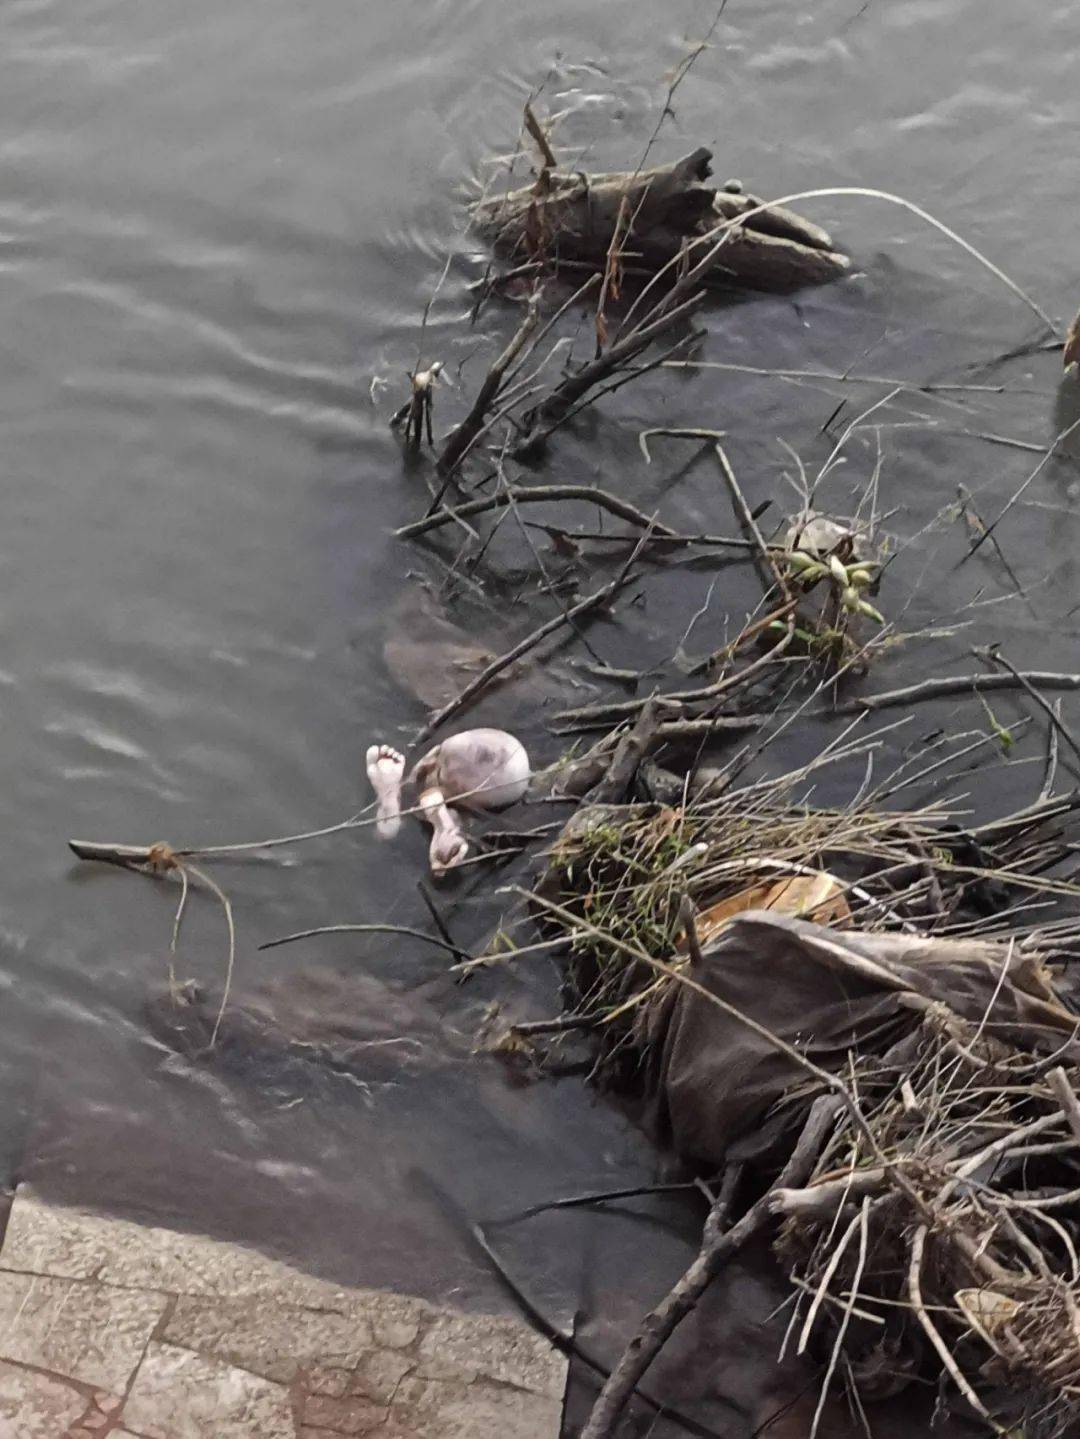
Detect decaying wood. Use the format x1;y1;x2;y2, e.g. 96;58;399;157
474;147;849;294
69;839;167;869
583;697;665;804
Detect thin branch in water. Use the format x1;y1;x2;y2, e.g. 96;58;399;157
814;387;903;498
633;2;728;176
518;326;706;453
578;1095;839;1439
417;879;469;962
470;1219;732;1439
490;1180;702;1225
714;439;790;596
975;646;1080;768
70;779;534;868
638;426;726;464
414;252;455;375
662;358;1043;397
258;922;466;958
956;483;1032;614
168;863;190;996
619;184;1057;339
495;455;604;663
515;272;600;375
438;296;539;476
518;289;708;445
962;414;1080;560
522;102;557;168
841;669;1080;714
184;862;236;1050
398;483;682;542
676;576;719;656
1041;698;1062;802
507;1013;601;1037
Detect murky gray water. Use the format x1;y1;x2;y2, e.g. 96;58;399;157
2;0;1079;1428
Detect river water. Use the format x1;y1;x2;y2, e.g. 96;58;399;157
2;0;1079;1431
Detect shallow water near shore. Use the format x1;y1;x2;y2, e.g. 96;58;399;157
1;0;1079;1429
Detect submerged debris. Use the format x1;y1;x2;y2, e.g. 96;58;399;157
473;147;850;293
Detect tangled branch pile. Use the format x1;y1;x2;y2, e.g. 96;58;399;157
775;1002;1080;1438
517;749;1080;1434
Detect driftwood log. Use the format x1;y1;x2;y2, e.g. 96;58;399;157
473;147;849;293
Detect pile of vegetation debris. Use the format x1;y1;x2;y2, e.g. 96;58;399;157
514;751;1080;1437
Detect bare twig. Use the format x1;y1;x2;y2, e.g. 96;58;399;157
714;439;790;595
168;863;190;995
797;1203;863;1355
662;358;1043;397
495;459;604;664
963;414;1080;559
417;880;469;962
619;184;1056;339
185;862;236;1050
517;273;600;372
579;1094;838;1439
584;698;665;803
974;646;1080;767
594;195;630;355
638;426;726;463
522;102;557;168
808;1197;871;1439
632;3;728;176
492;1180;701;1224
907;1225;996;1425
1041;699;1062;802
438;297;539;475
507;1013;600;1037
517;289;707;446
1048;1067;1080;1144
840;670;1080;714
258;923;466;958
516;326;706;453
414;253;454;374
397;483;682;541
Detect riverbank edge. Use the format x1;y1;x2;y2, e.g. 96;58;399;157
0;1186;566;1437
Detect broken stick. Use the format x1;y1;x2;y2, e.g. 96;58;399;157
579;1094;840;1439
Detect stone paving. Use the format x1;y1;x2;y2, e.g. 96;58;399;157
0;1187;566;1438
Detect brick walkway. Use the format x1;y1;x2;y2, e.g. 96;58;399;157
0;1188;565;1437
